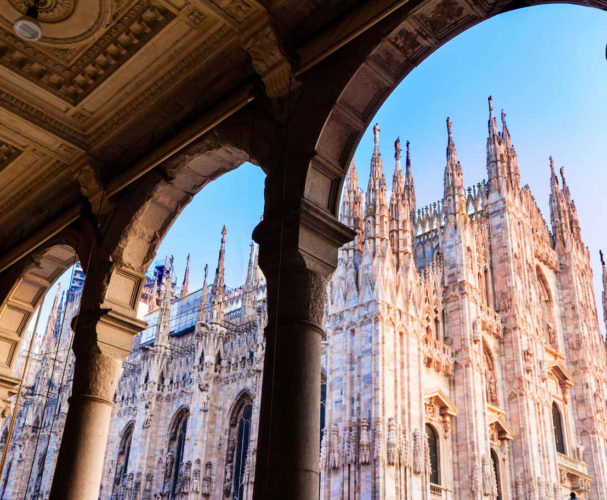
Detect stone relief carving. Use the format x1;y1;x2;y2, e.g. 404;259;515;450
201;461;212;496
412;428;422;474
329;424;340;469
359;419;370;465
471;455;481;494
386;418;398;466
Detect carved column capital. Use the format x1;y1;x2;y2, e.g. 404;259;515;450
0;373;19;418
254;198;355;277
71;352;123;405
242;21;294;99
253;198;354;327
71;309;146;404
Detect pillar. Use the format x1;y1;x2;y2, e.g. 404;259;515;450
252;200;354;499
50;266;146;500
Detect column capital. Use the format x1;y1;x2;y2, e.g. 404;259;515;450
72;309;147;361
0;373;18;418
253;198;355;277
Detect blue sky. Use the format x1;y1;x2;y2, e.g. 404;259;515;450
37;4;607;336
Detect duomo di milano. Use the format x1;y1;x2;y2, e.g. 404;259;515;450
3;99;607;500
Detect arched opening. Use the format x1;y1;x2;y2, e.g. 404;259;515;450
491;449;502;500
112;422;134;494
225;393;253;500
320;371;327;445
426;423;440;485
552;402;566;454
165;407;189;499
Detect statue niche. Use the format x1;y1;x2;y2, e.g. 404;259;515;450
483;345;498;406
536;268;557;349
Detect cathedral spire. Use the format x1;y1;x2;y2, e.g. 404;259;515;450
246;243;257;287
446;117;457;166
213;225;227;293
488;96;499;139
39;283;62;352
444;118;466;220
500;108;510;143
181;254;190;298
369;123;383;180
199;264;209;323
341;161;364;253
601;250;607;338
392;137;404;193
157;262;174;344
390;137;412;262
404;140;416;221
364;124;389;244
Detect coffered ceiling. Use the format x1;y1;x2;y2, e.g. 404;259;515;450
0;0;360;252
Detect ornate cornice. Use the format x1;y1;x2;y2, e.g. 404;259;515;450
0;89;88;147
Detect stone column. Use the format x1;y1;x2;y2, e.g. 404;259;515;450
252;200;354;500
50;266;147;500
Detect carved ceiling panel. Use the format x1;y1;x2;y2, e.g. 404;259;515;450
0;0;174;104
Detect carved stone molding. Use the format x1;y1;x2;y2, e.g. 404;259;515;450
0;140;21;172
242;22;293;99
0;2;174;104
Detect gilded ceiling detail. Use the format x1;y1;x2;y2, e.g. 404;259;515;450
0;1;174;105
9;0;76;23
0;141;21;172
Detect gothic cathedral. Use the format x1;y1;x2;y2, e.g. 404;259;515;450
3;98;607;500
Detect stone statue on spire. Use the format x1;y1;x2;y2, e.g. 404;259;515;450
373;123;380;145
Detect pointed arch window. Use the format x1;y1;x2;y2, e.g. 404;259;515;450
164;408;189;499
113;422;134;494
320;373;327;445
425;424;440;485
225;394;253;500
552;402;566;454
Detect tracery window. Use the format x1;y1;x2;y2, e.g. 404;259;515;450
425;424;440;485
164;408;189;499
552;402;566;454
113;422;134;494
224;394;253;500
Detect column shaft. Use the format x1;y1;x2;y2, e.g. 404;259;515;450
50;352;123;500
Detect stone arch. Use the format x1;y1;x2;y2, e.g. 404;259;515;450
0;241;85;414
104;133;255;275
305;0;606;216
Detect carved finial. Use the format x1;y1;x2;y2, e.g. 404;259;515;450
394;137;401;160
559;166;566;185
488;96;493;114
373;123;380;145
549;156;555;173
600;250;605;266
406;140;410;158
501;109;506;125
446;117;452;140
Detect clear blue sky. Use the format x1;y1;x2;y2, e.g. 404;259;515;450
36;4;607;338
